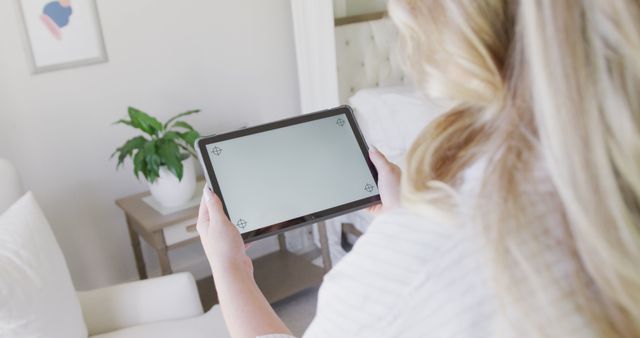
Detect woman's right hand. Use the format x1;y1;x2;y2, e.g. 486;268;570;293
368;147;401;214
197;188;252;275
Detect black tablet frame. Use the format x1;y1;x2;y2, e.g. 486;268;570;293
195;105;380;243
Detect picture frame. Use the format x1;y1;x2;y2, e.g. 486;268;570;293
16;0;108;74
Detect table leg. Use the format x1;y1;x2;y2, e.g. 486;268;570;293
278;233;287;252
153;231;173;275
317;221;332;272
126;215;148;280
157;247;172;275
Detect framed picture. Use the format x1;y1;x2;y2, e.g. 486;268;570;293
16;0;108;74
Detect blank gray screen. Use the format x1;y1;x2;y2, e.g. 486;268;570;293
205;114;378;233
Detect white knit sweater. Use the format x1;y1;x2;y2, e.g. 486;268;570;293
261;161;594;337
261;202;599;338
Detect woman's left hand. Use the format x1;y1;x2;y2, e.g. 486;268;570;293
196;187;252;275
367;147;402;214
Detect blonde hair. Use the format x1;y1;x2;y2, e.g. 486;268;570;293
389;0;640;336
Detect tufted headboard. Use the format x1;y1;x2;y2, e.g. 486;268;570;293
334;17;408;104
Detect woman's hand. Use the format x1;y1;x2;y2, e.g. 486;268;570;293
196;188;292;338
196;187;252;275
368;147;402;214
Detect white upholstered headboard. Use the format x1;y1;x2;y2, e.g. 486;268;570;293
334;17;407;104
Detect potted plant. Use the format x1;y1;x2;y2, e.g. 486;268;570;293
112;107;201;208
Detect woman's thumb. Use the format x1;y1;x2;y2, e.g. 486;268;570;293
369;146;391;171
204;189;227;223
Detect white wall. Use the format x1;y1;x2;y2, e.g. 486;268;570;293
0;0;300;290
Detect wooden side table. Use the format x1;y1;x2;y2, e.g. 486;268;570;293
115;188;333;284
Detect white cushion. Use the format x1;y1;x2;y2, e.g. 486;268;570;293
0;159;24;214
91;306;229;338
0;192;87;338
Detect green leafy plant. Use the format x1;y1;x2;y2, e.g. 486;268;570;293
112;107;200;183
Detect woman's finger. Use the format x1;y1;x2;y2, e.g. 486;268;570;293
203;189;231;225
198;190;209;221
369;146;391;171
367;203;382;214
196;193;210;235
371;146;401;179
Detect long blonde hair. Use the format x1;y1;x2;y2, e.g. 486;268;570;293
389;0;640;336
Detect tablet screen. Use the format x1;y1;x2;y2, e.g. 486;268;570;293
203;112;378;235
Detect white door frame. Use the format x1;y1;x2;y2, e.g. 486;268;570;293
290;0;340;114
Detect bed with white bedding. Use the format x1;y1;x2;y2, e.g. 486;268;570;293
317;85;448;263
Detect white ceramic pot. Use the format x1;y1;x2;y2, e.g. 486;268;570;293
148;157;196;208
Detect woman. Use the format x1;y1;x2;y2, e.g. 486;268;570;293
197;0;640;337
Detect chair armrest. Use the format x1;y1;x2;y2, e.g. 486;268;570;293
77;272;204;336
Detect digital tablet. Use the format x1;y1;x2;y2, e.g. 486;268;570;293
195;106;380;242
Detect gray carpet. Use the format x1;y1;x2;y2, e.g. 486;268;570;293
272;287;319;336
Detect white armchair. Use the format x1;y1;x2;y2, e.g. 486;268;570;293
0;158;229;338
81;273;229;338
78;272;207;336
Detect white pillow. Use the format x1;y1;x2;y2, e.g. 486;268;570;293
349;86;450;155
0;192;87;338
